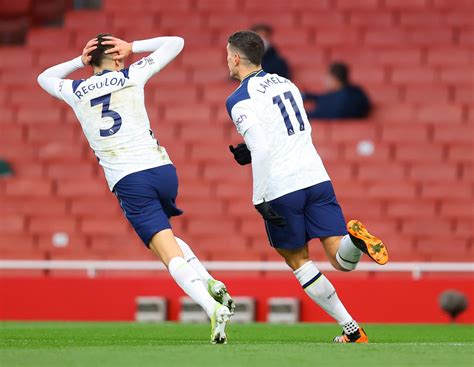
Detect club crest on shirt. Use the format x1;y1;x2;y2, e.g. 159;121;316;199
132;59;147;69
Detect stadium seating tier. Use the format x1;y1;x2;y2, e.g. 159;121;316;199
0;0;472;268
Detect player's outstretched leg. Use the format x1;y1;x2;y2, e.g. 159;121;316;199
278;245;368;343
175;236;235;314
323;221;389;271
346;220;388;265
150;230;230;344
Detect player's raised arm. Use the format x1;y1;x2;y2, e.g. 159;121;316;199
103;36;184;84
37;38;97;100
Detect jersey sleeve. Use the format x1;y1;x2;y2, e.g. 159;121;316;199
37;56;83;105
243;124;271;205
229;99;261;136
128;36;184;85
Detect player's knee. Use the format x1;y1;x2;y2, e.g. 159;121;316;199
283;255;310;271
329;256;352;272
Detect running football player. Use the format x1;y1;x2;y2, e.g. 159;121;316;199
37;34;233;343
226;31;389;343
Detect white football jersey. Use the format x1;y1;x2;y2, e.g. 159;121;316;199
37;37;184;190
226;70;330;202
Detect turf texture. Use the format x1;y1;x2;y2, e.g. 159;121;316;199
0;322;472;367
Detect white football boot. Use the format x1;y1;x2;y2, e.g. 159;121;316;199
207;279;236;314
210;303;231;344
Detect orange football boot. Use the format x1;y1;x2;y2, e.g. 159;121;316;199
333;327;369;343
347;220;389;265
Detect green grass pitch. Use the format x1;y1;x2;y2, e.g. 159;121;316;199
1;322;473;367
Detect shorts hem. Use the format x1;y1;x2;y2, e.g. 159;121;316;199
142;224;173;247
308;231;348;240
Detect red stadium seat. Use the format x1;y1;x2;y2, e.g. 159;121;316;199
382;126;430;143
4;178;53;198
7;161;44;178
56;178;109;198
404;86;450;104
440;67;474;85
46;162;95;179
355;162;405;181
394;143;445;163
434;126;474;143
31;0;68;26
448;144;474;163
81;217;130;236
421;182;472;200
0;1;31;17
417;104;464;124
0;214;25;234
178;198;226;219
2;197;67;216
440;200;474;220
387;200;437;219
187;218;237;237
408;163;458;182
29;215;78;235
70;197;121;217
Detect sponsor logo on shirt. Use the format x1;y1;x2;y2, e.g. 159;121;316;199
236;114;247;125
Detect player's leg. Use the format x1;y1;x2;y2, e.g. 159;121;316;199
275;245;366;342
319;226;388;272
265;189;367;343
148;229;230;343
113;165;230;343
321;235;361;271
175;236;235;313
304;181;385;271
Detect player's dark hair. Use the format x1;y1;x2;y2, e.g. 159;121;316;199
228;31;265;66
90;33;114;67
250;23;274;35
329;62;349;86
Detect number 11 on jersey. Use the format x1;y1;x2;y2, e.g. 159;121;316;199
272;91;305;136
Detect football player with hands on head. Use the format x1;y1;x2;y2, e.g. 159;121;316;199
37;34;234;344
226;31;390;343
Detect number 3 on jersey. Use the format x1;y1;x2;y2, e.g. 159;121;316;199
272;91;305;136
90;93;122;137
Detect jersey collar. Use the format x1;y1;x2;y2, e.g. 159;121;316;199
240;69;264;84
95;69;113;76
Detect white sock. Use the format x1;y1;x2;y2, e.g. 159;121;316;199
168;256;217;318
336;235;362;271
294;261;356;329
175;236;214;283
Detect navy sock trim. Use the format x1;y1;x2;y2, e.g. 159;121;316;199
338;253;359;264
302;272;322;289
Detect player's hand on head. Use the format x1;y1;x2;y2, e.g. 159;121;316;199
229;143;252;165
81;38;98;66
254;201;286;227
101;36;133;61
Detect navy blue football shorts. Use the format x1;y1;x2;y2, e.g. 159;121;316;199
264;180;347;250
113;164;183;247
